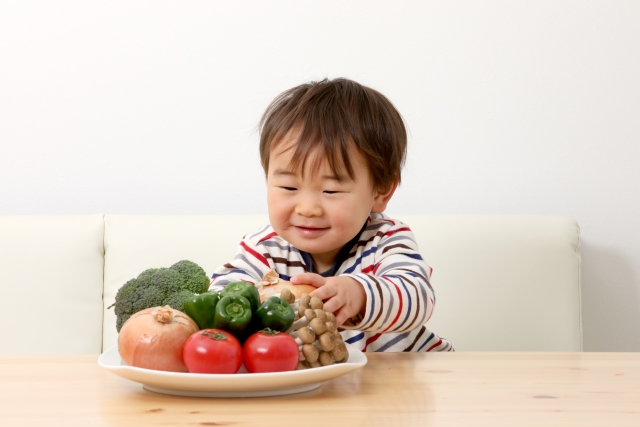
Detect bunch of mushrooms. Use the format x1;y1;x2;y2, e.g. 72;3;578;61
279;289;349;369
256;269;349;369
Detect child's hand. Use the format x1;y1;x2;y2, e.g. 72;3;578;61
290;273;366;327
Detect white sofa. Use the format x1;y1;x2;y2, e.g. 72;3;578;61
0;215;582;356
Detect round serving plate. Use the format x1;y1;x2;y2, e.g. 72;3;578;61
98;344;367;398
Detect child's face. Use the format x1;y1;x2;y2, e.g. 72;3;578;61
266;134;392;271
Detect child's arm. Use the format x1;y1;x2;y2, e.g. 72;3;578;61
209;234;273;292
346;223;434;333
295;222;435;334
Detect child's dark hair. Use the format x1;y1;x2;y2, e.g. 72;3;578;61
259;78;407;191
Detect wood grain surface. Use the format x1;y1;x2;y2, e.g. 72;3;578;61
1;352;639;426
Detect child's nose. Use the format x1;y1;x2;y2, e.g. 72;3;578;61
295;193;323;217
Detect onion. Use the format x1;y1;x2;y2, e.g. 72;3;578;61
118;305;199;372
256;279;316;302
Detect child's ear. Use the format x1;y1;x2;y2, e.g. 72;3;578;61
371;179;399;213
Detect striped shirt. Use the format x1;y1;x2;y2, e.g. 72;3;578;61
210;213;453;352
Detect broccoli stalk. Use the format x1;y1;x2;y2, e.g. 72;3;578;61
109;260;211;332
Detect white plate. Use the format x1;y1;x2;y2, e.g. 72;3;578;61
98;344;367;397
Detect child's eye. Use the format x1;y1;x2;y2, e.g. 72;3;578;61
281;187;297;191
323;190;341;194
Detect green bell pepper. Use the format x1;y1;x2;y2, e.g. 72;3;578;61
255;296;295;332
220;281;261;313
183;291;220;329
213;295;253;338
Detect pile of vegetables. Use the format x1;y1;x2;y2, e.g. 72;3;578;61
114;265;349;374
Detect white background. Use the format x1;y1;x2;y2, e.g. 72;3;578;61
1;1;639;351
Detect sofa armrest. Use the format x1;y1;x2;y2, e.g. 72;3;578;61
0;215;105;356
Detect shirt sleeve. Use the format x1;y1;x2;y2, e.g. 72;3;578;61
209;235;273;293
342;223;435;334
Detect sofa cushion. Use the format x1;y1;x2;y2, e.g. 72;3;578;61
0;215;104;356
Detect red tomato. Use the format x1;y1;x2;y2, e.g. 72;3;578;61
183;329;242;374
243;330;299;373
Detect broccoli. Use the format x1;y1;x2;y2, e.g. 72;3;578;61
110;260;211;332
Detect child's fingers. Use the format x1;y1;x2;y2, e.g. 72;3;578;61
291;272;324;288
309;285;338;306
333;306;349;327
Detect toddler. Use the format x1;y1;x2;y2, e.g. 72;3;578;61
211;78;452;352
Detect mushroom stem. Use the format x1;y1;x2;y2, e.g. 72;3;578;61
287;317;310;333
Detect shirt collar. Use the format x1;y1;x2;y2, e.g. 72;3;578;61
299;220;368;277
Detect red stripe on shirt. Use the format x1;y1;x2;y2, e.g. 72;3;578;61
426;338;443;352
362;333;382;352
258;231;278;243
240;241;270;267
384;227;410;237
361;264;375;274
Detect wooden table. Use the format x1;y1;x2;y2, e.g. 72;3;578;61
1;352;639;426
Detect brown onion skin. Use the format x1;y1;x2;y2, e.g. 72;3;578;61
259;280;317;302
118;306;199;372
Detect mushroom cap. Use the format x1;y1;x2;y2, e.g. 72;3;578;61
309;318;327;335
298;326;316;344
325;322;337;334
296;360;311;370
310;296;324;310
318;351;335;366
331;342;348;361
325;312;337;324
299;293;311;308
314;309;327;321
304;308;316;321
319;332;336;351
302;344;319;362
279;287;295;304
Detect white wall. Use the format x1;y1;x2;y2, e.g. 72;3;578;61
1;1;639;351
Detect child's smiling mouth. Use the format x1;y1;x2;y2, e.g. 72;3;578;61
294;225;329;237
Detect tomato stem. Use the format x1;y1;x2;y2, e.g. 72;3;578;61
202;331;228;341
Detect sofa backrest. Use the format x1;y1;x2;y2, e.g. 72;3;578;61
395;215;582;351
102;214;582;352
